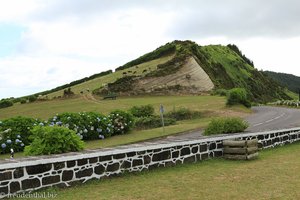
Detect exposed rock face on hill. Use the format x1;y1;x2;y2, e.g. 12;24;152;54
134;57;214;94
102;40;290;102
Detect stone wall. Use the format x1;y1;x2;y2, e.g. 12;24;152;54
1;127;300;198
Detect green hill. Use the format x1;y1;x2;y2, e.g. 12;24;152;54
264;71;300;94
103;40;289;102
8;40;291;104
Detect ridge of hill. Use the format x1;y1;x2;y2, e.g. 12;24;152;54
7;40;291;103
97;40;289;102
264;71;300;94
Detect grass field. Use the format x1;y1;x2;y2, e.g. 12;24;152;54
0;95;226;120
21;142;300;200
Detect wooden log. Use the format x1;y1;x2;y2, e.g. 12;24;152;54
224;154;247;160
223;140;246;147
247;152;259;160
224;147;247;154
246;146;258;154
246;139;258;147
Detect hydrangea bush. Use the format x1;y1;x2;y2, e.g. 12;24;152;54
0;117;41;153
0;110;135;155
109;110;134;135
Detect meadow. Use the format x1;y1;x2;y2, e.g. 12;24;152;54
21;141;300;200
0;95;227;120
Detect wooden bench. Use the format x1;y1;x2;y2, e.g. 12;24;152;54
103;94;117;100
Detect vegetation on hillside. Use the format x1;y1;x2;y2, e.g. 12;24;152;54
264;71;300;94
115;43;176;71
99;40;290;103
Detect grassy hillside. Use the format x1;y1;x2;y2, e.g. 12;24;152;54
264;71;300;94
0;95;225;120
47;55;174;98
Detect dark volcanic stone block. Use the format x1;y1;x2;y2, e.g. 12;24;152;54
200;144;208;152
10;181;20;193
0;186;8;194
172;151;179;158
180;147;191;156
137;151;146;155
283;135;289;141
26;164;52;175
107;163;120;172
183;155;196;163
53;162;65;170
132;159;143;167
113;153;126;159
201;153;208;160
0;181;8;186
165;161;175;167
217;143;223;149
209;143;216;150
99;155;112;162
22;178;40;190
148;163;159;170
214;150;223;157
152;150;171;161
76;168;93;178
89;157;98;164
62;170;74;181
143;155;151;164
67;161;76;168
94;165;105;175
42;175;60;185
126;152;136;157
192;146;199;154
0;171;12;181
77;159;88;166
258;135;264;140
14;168;24;179
121;161;131;169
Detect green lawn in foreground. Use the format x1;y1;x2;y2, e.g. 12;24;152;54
22;142;300;200
0;95;225;120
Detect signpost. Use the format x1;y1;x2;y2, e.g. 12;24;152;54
160;104;165;133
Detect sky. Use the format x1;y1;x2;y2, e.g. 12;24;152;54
1;0;300;99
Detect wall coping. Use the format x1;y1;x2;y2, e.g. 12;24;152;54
1;127;300;170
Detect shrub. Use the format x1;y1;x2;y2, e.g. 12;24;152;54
28;95;37;103
135;116;176;129
129;105;155;117
204;117;249;135
109;110;134;135
48;112;113;140
0;100;13;109
165;107;201;121
20;98;27;104
0;116;41;153
226;88;251;108
212;89;228;96
24;126;84;156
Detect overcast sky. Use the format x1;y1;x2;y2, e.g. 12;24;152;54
1;0;300;99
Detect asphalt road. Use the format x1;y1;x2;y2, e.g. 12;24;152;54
245;106;300;132
148;106;300;143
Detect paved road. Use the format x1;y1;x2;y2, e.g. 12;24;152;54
144;106;300;143
245;106;300;132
